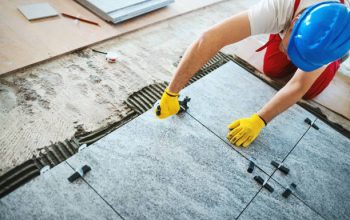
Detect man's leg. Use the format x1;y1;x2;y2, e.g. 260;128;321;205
303;60;341;100
263;34;297;78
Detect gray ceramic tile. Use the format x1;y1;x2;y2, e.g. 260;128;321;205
77;0;174;23
181;61;315;175
0;162;121;220
272;119;350;220
18;3;58;20
239;179;323;220
86;0;147;13
67;111;268;219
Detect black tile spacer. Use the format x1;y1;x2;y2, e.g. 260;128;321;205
264;182;274;193
254;176;274;192
282;188;292;198
247;161;255;173
178;96;191;113
271;161;289;175
311;123;319;130
68;165;91;183
304;118;319;130
304;118;312;125
282;183;297;198
156;105;161;116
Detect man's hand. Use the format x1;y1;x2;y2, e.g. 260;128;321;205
155;88;180;119
226;113;266;147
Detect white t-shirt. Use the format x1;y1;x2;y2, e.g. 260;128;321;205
248;0;350;35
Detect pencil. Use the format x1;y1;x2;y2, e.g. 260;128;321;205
61;13;99;26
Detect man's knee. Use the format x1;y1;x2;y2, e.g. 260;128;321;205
263;62;284;78
263;57;297;78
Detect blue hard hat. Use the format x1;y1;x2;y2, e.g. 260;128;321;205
288;1;350;72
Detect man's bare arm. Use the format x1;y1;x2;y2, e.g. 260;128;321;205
257;67;325;123
168;11;251;93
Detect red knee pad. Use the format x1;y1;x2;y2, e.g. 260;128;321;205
262;35;297;78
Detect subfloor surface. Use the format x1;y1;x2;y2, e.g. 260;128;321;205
0;0;258;176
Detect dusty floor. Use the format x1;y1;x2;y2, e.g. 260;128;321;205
0;0;349;176
0;0;258;176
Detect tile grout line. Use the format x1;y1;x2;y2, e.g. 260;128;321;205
64;161;126;220
269;175;327;220
186;112;326;219
235;187;263;219
185;112;271;218
268;120;313;178
280;119;315;164
264;117;316;181
263;119;327;220
185;112;271;177
235;120;323;220
62;112;320;220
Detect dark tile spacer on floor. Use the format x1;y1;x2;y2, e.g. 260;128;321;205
282;183;297;198
304;117;319;130
282;188;292;198
271;160;290;175
311;123;319;130
254;176;274;192
247;161;255;173
68;165;91;183
156;105;161;116
178;96;191;113
304;118;312;125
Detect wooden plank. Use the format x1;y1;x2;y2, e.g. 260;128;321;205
0;0;225;75
313;72;350;119
234;37;350;120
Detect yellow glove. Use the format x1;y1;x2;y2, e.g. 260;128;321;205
155;88;180;119
226;113;266;147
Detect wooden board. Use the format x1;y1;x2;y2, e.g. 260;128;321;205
0;0;225;75
234;37;350;120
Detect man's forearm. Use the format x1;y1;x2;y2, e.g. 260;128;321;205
168;34;220;93
257;81;306;123
257;67;324;123
168;11;251;93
